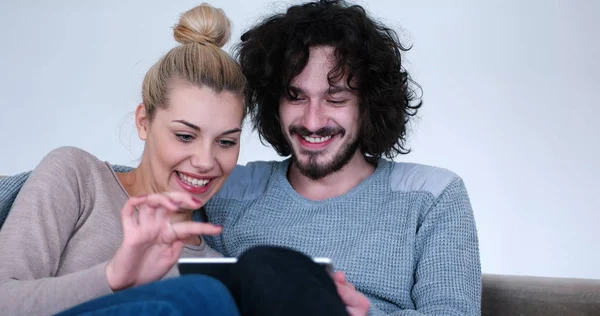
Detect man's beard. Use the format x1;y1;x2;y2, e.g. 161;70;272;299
288;125;360;180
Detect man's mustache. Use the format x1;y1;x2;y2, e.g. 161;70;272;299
289;125;345;137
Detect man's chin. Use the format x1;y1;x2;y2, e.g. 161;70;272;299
293;150;328;165
290;137;360;180
291;155;334;180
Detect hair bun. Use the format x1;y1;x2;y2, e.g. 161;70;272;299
173;3;231;48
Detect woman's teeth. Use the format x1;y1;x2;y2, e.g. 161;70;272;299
178;172;210;187
302;135;332;143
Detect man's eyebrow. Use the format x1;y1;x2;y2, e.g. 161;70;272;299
288;85;303;94
328;85;354;94
287;85;353;95
172;119;199;130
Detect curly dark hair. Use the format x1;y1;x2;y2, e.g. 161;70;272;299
235;0;422;163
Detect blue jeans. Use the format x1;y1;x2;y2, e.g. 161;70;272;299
56;246;347;316
55;275;239;316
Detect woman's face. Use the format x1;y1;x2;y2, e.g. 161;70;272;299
136;80;244;204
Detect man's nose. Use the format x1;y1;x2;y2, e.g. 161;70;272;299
300;101;327;132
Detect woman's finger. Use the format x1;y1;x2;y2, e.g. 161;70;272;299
144;194;180;212
171;240;185;256
137;202;157;226
170;222;222;241
156;205;168;223
161;192;204;210
120;195;148;228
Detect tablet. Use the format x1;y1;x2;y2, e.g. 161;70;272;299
177;257;334;281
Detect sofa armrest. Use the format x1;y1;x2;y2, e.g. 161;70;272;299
482;273;600;315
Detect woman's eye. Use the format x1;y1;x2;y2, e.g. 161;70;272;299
328;99;347;105
218;139;237;148
176;134;194;143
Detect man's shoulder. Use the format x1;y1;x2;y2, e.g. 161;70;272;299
387;160;462;199
213;160;283;201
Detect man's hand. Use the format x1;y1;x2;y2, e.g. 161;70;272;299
333;271;370;316
106;192;222;291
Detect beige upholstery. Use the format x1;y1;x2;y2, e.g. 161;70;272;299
482;274;600;315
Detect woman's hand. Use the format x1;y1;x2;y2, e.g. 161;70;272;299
106;192;222;291
333;271;370;316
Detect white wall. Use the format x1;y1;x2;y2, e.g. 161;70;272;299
1;0;598;279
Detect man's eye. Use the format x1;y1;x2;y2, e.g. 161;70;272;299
176;134;194;143
328;100;347;105
285;89;306;102
287;95;305;102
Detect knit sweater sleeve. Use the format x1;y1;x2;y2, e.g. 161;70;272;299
0;147;114;316
369;177;481;316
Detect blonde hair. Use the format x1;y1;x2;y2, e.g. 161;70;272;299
141;3;245;120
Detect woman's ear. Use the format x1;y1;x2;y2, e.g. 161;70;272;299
135;104;149;141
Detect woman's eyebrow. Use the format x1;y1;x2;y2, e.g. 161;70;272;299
172;119;199;130
220;128;242;136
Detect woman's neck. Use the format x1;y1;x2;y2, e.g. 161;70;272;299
115;165;194;225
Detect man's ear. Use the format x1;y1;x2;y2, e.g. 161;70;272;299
135;104;149;141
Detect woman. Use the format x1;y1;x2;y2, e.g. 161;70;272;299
0;3;357;316
0;3;245;315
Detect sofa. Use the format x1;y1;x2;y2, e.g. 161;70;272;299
1;175;599;315
482;273;600;315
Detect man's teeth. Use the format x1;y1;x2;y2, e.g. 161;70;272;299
178;173;210;187
302;136;332;143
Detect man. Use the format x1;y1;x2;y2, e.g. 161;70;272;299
0;0;481;314
203;0;481;315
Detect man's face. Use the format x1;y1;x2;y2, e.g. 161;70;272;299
279;45;361;180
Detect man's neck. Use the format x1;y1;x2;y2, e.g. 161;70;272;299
287;151;376;201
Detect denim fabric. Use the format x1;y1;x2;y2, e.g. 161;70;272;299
55;275;239;316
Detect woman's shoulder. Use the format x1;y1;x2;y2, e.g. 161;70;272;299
41;146;101;162
37;146;107;175
25;146;116;195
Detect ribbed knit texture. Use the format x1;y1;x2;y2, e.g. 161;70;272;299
0;172;28;229
0;157;482;315
204;159;482;315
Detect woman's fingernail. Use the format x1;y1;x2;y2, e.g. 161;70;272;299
191;197;201;204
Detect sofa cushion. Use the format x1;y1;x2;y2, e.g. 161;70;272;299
482;273;600;315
